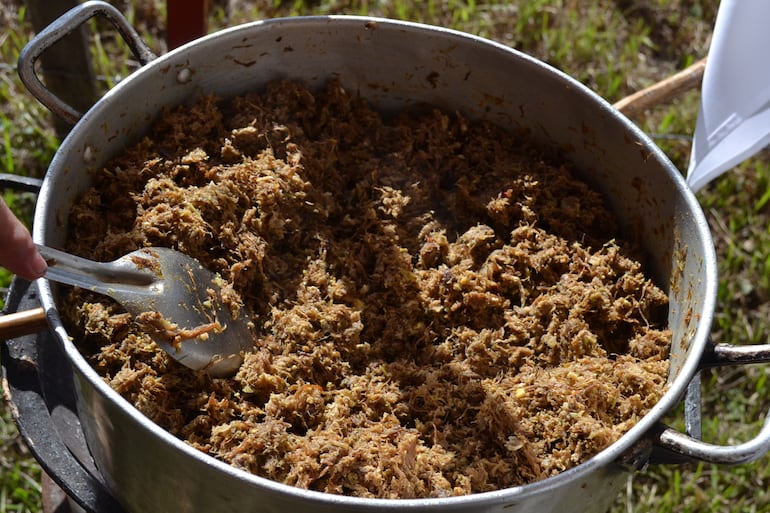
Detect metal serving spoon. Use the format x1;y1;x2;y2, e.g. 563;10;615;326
3;245;254;377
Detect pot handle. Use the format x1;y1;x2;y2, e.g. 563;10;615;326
650;340;770;465
0;173;44;194
17;0;156;126
654;419;770;465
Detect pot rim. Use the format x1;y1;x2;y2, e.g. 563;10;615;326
33;14;718;507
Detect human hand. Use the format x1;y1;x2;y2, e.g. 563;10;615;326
0;197;47;281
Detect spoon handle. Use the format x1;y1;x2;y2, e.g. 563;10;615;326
36;245;156;296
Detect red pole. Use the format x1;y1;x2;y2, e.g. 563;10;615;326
167;0;209;49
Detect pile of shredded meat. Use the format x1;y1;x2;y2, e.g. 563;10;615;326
62;79;671;498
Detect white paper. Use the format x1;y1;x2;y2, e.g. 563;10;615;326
687;0;770;192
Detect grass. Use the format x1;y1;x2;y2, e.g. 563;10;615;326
0;409;41;513
2;0;770;512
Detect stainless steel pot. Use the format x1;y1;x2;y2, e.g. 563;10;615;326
15;2;770;512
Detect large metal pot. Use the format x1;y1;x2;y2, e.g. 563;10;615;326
14;2;770;512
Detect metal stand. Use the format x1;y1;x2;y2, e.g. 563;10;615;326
1;278;125;513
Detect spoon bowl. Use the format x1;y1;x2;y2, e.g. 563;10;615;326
37;245;254;377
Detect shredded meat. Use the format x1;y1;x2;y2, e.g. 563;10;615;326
61;79;671;498
134;311;222;350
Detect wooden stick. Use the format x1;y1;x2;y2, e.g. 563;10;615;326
26;0;98;137
0;307;48;340
613;57;707;117
167;0;210;49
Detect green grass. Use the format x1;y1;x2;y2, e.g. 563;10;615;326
0;409;41;513
2;1;770;512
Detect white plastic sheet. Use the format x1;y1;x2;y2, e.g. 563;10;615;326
687;0;770;192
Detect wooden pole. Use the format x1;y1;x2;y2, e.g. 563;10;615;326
0;307;47;340
613;58;707;117
26;0;98;137
167;0;209;49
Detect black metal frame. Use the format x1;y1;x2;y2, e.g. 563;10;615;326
1;278;125;513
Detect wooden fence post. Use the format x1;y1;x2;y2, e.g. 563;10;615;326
167;0;209;49
25;0;98;138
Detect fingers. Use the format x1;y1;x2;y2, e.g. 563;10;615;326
0;197;47;281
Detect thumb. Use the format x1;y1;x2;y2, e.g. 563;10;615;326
0;198;47;280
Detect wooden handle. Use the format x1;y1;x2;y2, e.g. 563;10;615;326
0;307;49;340
613;57;707;117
